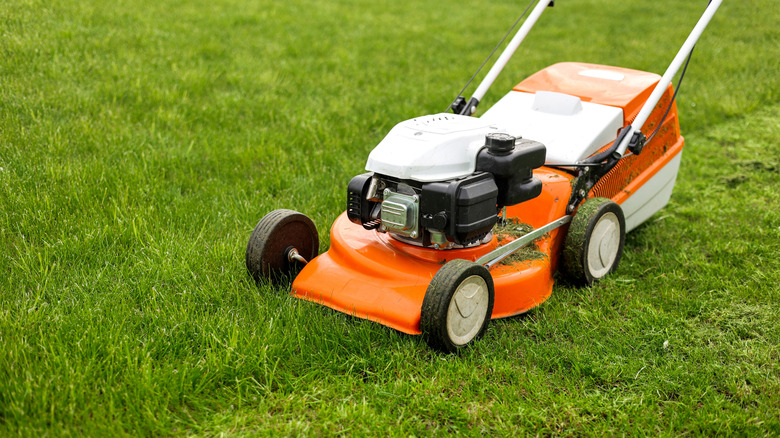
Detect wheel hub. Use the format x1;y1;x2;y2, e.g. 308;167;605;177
446;275;489;345
587;212;620;278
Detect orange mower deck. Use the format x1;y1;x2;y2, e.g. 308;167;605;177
292;168;574;334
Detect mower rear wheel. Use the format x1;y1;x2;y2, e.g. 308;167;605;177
421;259;494;353
246;209;319;283
563;197;625;285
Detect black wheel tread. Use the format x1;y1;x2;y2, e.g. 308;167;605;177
562;197;625;285
246;209;319;283
421;259;494;353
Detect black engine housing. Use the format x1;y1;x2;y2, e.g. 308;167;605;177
347;133;547;248
476;134;545;207
419;172;499;245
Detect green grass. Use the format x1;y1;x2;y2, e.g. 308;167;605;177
2;0;779;435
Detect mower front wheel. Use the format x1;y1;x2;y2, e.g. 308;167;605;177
246;209;319;284
421;259;495;353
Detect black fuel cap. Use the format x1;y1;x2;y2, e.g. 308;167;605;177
486;132;516;154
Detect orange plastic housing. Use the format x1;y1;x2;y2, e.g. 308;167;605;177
516;62;684;205
292;62;685;335
514;62;662;125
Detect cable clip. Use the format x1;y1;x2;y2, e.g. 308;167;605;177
627;131;647;156
450;96;466;114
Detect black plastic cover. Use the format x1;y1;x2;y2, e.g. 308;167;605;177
476;137;546;207
419;172;499;245
347;173;380;229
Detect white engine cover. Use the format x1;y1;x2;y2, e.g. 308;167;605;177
481;91;624;165
365;114;504;182
365;91;624;181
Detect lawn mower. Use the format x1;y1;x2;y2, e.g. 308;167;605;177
246;0;723;352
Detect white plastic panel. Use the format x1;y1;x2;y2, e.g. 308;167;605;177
578;69;625;81
532;91;583;115
621;152;683;232
365;114;503;182
480;91;624;164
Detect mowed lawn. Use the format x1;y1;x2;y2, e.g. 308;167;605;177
2;0;779;435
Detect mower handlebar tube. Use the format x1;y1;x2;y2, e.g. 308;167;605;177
468;0;553;113
614;0;723;157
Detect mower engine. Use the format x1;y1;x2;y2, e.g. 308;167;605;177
347;114;546;249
